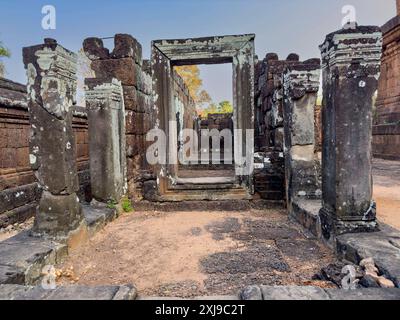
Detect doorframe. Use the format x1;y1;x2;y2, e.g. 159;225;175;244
151;34;255;198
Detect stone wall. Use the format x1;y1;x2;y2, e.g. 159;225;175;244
83;35;154;201
254;53;323;202
374;14;400;160
253;53;301;201
173;69;197;134
83;34;196;201
0;77;91;228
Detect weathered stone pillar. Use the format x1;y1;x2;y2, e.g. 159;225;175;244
85;78;125;202
282;59;321;212
23;39;84;238
319;26;382;241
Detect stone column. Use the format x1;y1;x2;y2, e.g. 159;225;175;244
282;59;321;212
319;26;382;241
397;0;400;16
85;78;125;203
23;39;84;238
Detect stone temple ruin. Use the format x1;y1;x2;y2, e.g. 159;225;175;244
0;6;400;301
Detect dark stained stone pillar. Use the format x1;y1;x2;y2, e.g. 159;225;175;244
23;39;84;238
85;78;125;203
319;26;383;241
282;59;321;212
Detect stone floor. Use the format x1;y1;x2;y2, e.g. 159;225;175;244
372;158;400;230
56;208;335;298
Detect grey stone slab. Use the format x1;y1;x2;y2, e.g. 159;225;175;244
336;224;400;287
0;284;138;300
0;285;32;300
0;265;25;285
12;285;53;300
261;286;330;300
44;285;120;300
82;204;117;235
0;231;67;285
325;288;400;300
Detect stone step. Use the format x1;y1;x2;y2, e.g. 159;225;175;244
132;199;284;212
0;284;137;300
241;285;400;300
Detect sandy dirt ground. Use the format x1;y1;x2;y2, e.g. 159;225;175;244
58;209;335;297
372;158;400;230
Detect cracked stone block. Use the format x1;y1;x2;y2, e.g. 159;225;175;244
83;37;110;60
91;58;138;87
112;34;142;65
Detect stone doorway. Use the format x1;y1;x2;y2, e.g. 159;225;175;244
151;34;255;201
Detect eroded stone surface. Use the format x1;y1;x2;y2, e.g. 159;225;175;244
319;26;383;241
23;40;84;238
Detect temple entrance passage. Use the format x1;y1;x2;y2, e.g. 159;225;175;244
151;35;255;201
173;63;235;187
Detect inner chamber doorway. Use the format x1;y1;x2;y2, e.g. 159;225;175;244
174;63;235;186
151;34;255;201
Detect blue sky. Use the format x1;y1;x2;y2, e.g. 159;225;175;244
0;0;396;103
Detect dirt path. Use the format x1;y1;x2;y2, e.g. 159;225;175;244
58;209;334;297
373;158;400;230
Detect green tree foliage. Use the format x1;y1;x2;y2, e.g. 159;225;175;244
175;65;233;118
175;65;203;102
0;41;11;77
218;100;233;113
200;101;233;117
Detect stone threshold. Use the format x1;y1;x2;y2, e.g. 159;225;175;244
241;285;400;300
133;199;285;212
0;284;136;300
290;198;400;289
2;284;400;300
0;204;117;286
